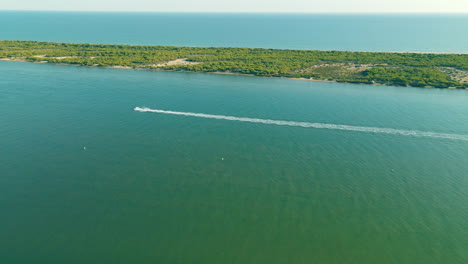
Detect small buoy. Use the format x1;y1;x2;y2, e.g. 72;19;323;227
83;147;86;150
221;158;224;160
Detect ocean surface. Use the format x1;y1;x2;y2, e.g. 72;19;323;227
1;12;468;264
1;12;468;52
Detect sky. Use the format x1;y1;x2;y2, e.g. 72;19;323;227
1;0;468;13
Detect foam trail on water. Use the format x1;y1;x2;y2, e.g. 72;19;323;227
134;107;468;141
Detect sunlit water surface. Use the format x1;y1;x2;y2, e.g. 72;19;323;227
1;61;468;263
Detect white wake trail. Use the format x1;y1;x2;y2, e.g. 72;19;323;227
134;107;468;141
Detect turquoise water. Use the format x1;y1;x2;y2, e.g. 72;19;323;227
1;12;468;52
1;61;468;263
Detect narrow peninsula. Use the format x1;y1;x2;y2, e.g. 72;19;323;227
1;40;467;89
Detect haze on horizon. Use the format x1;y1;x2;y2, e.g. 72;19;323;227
1;0;468;13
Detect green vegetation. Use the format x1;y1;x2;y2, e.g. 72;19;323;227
1;40;467;88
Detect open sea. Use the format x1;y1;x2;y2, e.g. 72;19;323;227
1;12;468;263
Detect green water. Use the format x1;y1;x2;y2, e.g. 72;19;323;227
1;61;468;263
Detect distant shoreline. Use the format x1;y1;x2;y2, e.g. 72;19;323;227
0;56;465;89
0;57;342;84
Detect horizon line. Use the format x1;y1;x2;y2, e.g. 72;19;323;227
1;10;468;14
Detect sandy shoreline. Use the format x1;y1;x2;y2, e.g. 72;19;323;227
1;58;466;89
0;57;341;84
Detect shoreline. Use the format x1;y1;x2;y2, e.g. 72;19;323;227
1;58;466;89
0;58;349;85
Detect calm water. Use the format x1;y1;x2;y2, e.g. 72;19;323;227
2;12;468;263
1;61;468;263
1;12;468;52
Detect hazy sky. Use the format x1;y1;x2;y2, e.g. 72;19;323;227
2;0;468;13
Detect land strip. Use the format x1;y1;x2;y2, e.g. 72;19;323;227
1;40;467;89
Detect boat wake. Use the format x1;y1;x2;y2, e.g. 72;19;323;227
134;107;468;141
